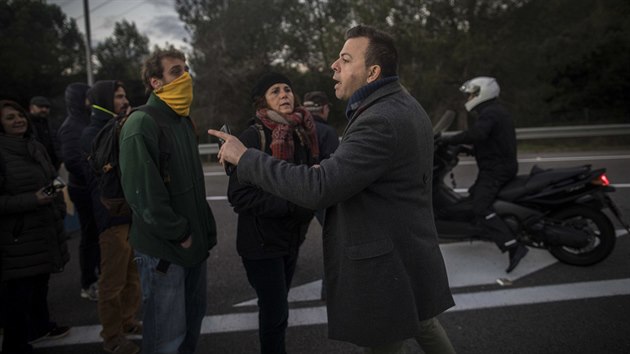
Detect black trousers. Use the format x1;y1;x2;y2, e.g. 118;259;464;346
242;252;299;354
68;184;100;288
470;170;516;251
2;273;55;354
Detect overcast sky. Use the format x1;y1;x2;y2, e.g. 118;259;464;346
49;0;190;52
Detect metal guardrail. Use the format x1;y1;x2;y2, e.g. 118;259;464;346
198;124;630;156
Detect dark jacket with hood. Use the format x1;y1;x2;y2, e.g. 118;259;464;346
29;114;61;171
58;82;91;187
80;80;129;233
1;124;69;281
227;119;315;260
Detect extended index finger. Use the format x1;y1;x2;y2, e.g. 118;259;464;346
207;129;231;140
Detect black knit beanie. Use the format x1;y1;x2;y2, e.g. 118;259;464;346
251;72;292;102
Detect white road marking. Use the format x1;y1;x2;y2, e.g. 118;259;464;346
26;233;629;348
29;278;630;348
207;196;228;201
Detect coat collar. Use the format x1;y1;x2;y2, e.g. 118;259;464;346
342;79;403;136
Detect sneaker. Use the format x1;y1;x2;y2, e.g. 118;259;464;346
80;282;99;301
29;325;71;344
103;335;140;354
122;322;142;336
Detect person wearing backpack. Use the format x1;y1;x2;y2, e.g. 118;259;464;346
80;80;141;354
118;48;217;354
227;72;317;354
57;82;100;303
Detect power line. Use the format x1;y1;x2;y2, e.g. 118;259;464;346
73;0;115;20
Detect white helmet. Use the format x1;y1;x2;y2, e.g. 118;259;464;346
460;76;500;112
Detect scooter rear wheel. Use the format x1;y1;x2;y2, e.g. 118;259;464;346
548;205;616;266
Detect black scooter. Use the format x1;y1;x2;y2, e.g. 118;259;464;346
432;111;629;266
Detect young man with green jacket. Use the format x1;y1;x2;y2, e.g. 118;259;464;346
119;48;217;354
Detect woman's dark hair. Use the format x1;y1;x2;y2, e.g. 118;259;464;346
345;25;398;78
142;48;186;94
0;99;32;136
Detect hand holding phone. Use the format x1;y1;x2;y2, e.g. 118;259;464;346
217;124;235;175
43;177;66;196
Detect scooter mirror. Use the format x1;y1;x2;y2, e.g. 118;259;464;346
432;110;456;136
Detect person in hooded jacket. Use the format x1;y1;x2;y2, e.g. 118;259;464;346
80;80;142;354
0;99;70;354
227;72;318;354
57;82;101;301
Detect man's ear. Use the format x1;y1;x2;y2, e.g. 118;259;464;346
150;77;163;91
366;65;381;83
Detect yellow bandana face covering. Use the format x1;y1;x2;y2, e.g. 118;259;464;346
155;71;193;116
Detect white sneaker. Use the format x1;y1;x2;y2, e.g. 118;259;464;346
80;282;99;301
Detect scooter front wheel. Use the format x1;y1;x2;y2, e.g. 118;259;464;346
548;205;616;266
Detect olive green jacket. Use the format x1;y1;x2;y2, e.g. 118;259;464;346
119;94;216;266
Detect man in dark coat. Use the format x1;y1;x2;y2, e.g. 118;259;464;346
57;82;100;301
303;90;339;226
210;25;455;353
29;96;61;170
304;91;339;162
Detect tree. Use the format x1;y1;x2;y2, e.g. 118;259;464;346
0;0;86;108
172;0;629;136
94;20;151;106
175;0;352;137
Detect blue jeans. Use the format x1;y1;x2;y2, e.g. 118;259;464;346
135;251;207;354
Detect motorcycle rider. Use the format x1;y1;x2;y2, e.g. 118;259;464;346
441;77;528;273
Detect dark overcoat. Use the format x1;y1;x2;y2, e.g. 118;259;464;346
237;80;454;346
0;135;69;281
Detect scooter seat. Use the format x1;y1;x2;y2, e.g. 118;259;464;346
498;165;591;201
498;176;528;201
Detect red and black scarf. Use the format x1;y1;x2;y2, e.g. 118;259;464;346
255;106;319;162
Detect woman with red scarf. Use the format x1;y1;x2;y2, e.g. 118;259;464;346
227;72;318;354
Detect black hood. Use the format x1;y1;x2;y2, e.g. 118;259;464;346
65;82;90;120
87;80;117;112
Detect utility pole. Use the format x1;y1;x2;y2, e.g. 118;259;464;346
83;0;94;85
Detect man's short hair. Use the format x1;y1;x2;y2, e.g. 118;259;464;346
303;91;329;113
29;96;51;107
345;25;398;78
142;48;186;93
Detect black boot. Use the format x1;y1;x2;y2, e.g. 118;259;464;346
506;244;529;273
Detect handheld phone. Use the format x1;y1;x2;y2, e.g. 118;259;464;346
43;177;66;196
217;124;235;175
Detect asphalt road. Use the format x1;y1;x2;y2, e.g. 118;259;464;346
27;150;630;354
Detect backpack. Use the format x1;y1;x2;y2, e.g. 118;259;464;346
88;105;173;217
